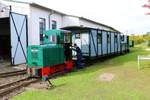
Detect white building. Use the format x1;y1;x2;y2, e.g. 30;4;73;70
0;0;120;65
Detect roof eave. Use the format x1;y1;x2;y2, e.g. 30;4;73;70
3;0;67;15
79;17;121;33
3;0;31;4
30;3;67;15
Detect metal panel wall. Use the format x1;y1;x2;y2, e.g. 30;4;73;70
102;31;107;55
124;35;128;51
98;30;102;56
107;32;111;54
81;33;90;56
111;32;114;53
90;29;97;57
121;35;126;51
117;34;121;52
114;33;118;53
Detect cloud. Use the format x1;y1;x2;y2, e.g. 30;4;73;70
19;0;150;34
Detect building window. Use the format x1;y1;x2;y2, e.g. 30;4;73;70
39;18;46;44
52;20;57;29
97;32;102;44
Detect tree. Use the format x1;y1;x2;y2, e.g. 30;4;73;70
129;33;150;45
143;0;150;15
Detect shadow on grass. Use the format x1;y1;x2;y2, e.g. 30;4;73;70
48;83;66;90
140;66;150;70
66;47;149;77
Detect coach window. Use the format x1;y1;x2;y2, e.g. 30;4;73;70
121;35;124;41
52;20;57;29
97;32;102;44
115;35;118;43
107;33;110;43
39;18;46;44
49;35;57;44
75;33;80;39
64;33;71;43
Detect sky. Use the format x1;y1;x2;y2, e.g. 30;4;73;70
19;0;150;35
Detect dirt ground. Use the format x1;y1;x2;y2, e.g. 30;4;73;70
0;61;27;99
0;61;26;74
3;81;50;99
99;73;115;82
27;81;51;90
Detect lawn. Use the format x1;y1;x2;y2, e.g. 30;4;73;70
13;45;150;100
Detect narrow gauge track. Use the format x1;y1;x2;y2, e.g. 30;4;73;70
0;70;72;97
0;70;26;78
0;77;39;97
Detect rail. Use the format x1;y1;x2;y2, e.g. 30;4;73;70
0;70;26;78
0;77;39;97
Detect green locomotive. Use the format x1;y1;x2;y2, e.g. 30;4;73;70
27;30;74;80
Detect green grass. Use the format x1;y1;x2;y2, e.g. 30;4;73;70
13;46;150;100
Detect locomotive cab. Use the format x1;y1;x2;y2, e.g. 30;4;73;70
43;29;72;61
